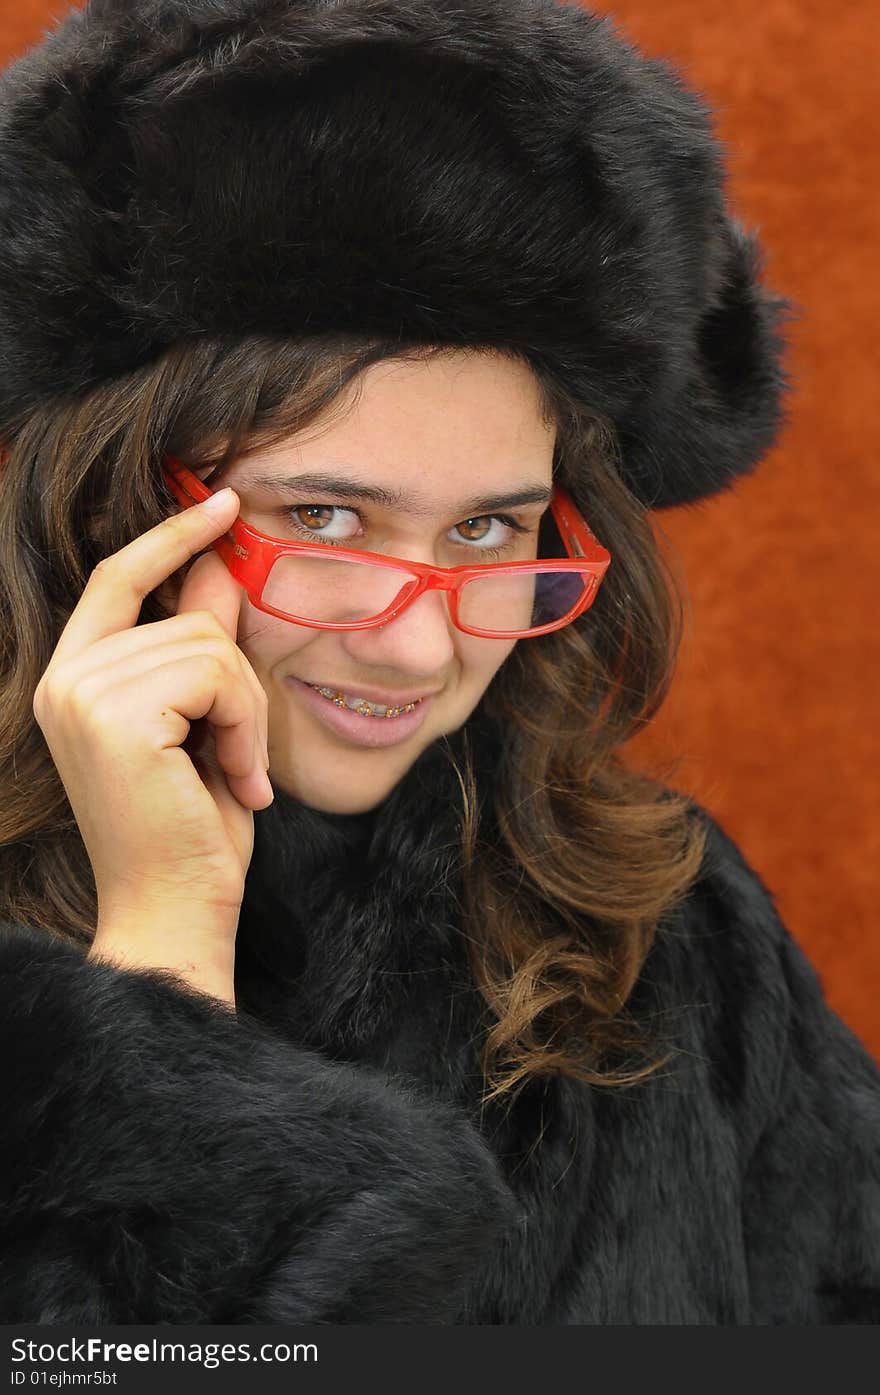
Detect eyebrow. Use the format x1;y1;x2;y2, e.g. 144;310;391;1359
241;470;553;518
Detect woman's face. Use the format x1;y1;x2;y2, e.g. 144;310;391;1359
163;351;556;813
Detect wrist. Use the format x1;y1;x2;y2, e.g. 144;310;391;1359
88;907;238;1008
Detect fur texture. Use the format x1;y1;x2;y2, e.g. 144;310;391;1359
0;0;792;507
1;706;878;1323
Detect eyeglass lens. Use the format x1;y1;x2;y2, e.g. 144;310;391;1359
261;551;590;634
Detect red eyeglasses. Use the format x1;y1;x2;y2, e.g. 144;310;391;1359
161;454;611;640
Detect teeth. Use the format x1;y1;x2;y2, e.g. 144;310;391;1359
348;694;387;714
309;684;421;718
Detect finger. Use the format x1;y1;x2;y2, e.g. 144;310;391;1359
40;612;234;692
189;719;274;812
45;611;270;773
166;653;264;790
174;550;269;764
176;544;244;649
66;633;261;775
85;652;270;808
167;493;268;766
190;729;272;822
47;489;240;672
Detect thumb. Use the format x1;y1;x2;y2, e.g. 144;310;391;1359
184;715;257;875
175;537;246;643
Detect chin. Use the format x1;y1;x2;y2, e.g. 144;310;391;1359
274;762;413;815
301;789;391;816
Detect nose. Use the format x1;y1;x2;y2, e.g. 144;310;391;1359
340;580;457;675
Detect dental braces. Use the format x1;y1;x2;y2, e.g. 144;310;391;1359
310;685;422;718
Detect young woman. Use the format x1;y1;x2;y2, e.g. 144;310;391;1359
0;0;877;1324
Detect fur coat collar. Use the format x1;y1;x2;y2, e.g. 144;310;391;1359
236;702;505;1093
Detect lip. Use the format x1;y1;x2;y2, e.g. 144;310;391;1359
286;676;434;749
293;680;443;706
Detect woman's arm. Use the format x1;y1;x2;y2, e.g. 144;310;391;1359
741;926;880;1324
695;807;880;1324
0;921;517;1324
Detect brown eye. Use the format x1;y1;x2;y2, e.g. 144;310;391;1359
294;505;334;532
283;504;362;544
456;516;493;542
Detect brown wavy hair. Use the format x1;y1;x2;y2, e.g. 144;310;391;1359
0;332;708;1103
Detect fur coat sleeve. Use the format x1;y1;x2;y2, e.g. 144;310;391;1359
682;815;880;1325
739;917;880;1322
0;921;517;1324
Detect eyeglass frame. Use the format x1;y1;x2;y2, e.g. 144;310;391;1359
161;453;611;640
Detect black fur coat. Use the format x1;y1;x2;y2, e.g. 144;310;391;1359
2;706;878;1324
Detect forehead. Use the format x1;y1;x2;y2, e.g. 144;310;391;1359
256;351;551;481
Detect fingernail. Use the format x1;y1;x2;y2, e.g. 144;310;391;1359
201;487;236;514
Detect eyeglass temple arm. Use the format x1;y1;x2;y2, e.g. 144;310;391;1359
551;484;609;565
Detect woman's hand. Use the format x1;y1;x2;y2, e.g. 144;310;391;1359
31;488;271;999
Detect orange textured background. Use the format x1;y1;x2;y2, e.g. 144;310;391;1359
2;2;877;1060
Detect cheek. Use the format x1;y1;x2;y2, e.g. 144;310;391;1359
236;592;314;655
461;635;517;685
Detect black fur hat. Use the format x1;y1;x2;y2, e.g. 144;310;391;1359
0;0;792;508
